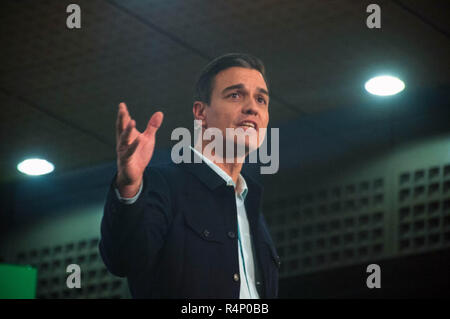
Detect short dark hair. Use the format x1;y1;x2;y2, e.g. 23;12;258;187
194;53;268;105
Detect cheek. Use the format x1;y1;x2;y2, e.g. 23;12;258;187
221;112;236;127
206;108;221;124
209;112;233;130
262;112;269;126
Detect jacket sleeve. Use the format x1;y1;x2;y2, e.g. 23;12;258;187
99;167;172;277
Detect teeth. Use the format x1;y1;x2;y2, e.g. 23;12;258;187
240;122;255;128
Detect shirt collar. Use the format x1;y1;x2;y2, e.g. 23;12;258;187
190;146;248;199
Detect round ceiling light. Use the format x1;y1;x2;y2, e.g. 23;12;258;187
365;75;405;96
17;158;54;176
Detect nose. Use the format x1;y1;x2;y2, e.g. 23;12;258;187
242;98;258;116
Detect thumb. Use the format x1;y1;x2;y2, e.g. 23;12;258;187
144;111;164;137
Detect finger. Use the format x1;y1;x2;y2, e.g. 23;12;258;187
116;103;130;141
118;119;135;148
144;111;164;137
123;135;140;160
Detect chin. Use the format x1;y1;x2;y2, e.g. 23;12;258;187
238;141;259;156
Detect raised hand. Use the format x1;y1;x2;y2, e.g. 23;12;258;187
115;102;163;198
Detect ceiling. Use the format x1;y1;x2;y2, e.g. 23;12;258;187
0;0;449;184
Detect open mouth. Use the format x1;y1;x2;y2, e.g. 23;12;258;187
237;120;257;130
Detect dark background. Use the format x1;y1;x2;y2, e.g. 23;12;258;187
0;0;449;298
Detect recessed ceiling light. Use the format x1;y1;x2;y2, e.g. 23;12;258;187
365;75;405;96
17;158;54;176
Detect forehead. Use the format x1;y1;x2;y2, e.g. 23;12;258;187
212;67;267;92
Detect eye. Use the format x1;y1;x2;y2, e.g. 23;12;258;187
257;96;267;104
229;92;240;99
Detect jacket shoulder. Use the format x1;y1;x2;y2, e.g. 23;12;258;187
144;162;194;194
145;161;186;182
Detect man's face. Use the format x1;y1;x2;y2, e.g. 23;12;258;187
202;66;269;153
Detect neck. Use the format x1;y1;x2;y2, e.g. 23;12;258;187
214;161;243;185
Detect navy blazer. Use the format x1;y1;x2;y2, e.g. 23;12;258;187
99;154;280;298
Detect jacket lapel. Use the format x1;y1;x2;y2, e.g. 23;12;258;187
179;148;227;191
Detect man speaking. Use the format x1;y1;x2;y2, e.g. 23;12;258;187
99;53;280;298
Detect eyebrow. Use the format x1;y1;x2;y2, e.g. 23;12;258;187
221;83;269;97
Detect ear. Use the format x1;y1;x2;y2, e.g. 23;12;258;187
193;101;207;127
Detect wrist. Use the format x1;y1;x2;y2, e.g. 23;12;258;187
116;174;142;198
